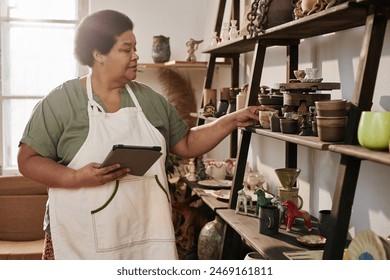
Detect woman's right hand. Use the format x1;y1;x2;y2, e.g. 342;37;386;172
73;162;130;187
18;143;130;188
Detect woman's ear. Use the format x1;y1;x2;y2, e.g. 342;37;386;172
92;50;104;65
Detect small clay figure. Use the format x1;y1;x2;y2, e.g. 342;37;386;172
235;188;253;215
185;38;203;62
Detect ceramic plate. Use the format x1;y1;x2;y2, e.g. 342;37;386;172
348;230;386;260
297;235;326;247
197;179;232;189
212;189;230;201
299;78;323;83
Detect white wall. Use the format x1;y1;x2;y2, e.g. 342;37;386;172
89;0;390;239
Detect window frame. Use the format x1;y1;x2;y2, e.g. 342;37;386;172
0;0;89;174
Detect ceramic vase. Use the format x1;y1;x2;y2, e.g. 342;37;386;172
229;20;239;40
152;35;171;63
197;215;224;260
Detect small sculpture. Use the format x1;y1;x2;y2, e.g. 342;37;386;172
282;200;312;231
254;188;274;216
185;38;203;62
235;188;253;215
294;0;338;19
271;196;287;224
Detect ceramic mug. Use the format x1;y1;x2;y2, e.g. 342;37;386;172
259;205;279;235
259;110;274;129
278;187;303;209
357;111;390;150
318;209;332;238
205;161;227;180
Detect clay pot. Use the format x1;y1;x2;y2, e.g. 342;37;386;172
316;116;348;142
315;99;347;117
280;118;298;134
152;35;171;63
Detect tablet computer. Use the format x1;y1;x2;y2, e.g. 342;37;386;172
100;145;162;176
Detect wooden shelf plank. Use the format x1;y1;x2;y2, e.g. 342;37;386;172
328;144;390;165
277;82;341;91
217;209;314;260
202;2;368;55
192;188;229;211
244;126;333;150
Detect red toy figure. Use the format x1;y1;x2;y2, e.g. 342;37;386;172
282;200;312;231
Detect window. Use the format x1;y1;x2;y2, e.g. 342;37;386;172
0;0;88;173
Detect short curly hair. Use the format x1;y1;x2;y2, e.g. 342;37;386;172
74;10;134;67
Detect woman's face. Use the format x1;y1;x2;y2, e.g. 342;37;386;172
102;30;139;83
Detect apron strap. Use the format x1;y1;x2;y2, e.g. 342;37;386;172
125;84;141;109
86;74;106;114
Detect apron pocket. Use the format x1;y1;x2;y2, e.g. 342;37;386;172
91;175;174;252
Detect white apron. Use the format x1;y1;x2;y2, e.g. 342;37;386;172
48;75;177;259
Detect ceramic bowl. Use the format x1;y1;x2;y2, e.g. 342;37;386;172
315;99;347;117
358;111;390;150
280;118;298;134
316;116;348;142
293;69;306;79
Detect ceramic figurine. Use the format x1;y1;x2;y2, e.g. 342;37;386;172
254;188;274;216
210;32;218;46
229;20;239;40
282;200;312;231
235;188;253;215
185;38;203;62
220;22;230;42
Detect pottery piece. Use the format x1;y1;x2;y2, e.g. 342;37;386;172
244;252;265;260
197;216;224;260
293;69;306;79
315;99;347;117
275;168;301;190
247;0;294;36
280;118;298;134
259;111;274;129
259;205;279;235
203;89;217;107
270;114;281;132
205;161;228;180
278;187;303;209
152;35;171;63
358;111;390;150
305;67;319;79
316;116;348;142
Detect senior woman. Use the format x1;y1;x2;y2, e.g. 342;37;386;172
17;9;267;260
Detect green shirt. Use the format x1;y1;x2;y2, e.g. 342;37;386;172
20;78;189;166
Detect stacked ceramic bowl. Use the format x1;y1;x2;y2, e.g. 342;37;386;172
315;99;348;142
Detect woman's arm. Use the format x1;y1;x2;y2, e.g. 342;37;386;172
18;143;130;188
171;106;265;158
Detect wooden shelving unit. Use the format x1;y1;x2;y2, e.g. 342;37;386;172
196;0;390;260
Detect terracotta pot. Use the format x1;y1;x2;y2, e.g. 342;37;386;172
316;116;348;142
315;99;347;117
280;118;298;134
152;35;171;63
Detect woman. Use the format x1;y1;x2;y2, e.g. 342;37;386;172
18;10;267;260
